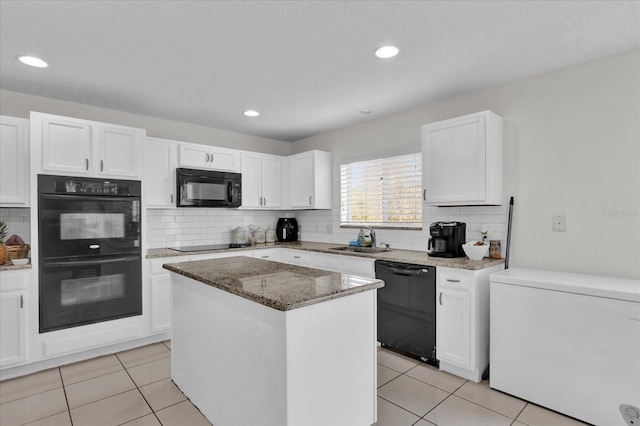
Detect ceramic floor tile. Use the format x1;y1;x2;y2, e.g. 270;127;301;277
155;400;212;426
377;349;421;373
512;422;528;426
60;354;123;385
121;413;162;426
69;389;151;426
127;357;172;387
162;340;171;350
406;363;467;393
454;380;527;419
117;343;170;368
424;394;513;426
414;420;437;426
0;387;68;426
516;403;591;426
139;378;186;411
23;411;72;426
377;364;401;387
373;396;420;426
0;368;62;404
377;374;449;417
65;370;136;408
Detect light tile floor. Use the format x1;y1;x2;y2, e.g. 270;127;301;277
0;342;591;426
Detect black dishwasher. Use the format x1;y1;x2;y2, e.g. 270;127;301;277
375;260;437;364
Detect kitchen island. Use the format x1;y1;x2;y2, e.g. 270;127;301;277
163;256;384;426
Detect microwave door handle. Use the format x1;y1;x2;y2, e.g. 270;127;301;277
227;181;233;203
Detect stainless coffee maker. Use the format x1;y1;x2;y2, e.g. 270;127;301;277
427;222;466;258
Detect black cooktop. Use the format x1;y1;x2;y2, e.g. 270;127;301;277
169;244;242;252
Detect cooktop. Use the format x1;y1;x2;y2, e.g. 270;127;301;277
169;244;244;252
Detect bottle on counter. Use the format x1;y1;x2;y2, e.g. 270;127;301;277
489;240;501;259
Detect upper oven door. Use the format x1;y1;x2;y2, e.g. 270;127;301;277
38;176;141;259
176;168;241;207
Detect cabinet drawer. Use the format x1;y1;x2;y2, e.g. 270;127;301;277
280;249;313;267
438;268;473;291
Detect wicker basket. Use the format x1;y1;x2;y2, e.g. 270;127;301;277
6;244;30;260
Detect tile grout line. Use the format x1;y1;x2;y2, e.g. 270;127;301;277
114;350;165;426
57;366;74;426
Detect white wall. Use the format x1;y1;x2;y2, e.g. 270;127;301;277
0;90;292;156
293;49;640;279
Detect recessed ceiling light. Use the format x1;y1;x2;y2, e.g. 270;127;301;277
359;109;374;115
244;110;260;117
375;45;399;59
17;55;48;68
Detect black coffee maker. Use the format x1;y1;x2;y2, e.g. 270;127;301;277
276;218;298;242
427;222;466;258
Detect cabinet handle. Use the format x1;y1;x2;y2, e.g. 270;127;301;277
446;279;461;283
210;154;213;163
100;160;104;172
205;153;210;163
263;197;266;206
85;158;89;171
308;196;312;205
261;255;269;259
294;256;301;259
439;292;443;305
423;189;427;201
259;197;263;206
170;194;174;204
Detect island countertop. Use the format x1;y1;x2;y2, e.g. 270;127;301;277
163;256;384;311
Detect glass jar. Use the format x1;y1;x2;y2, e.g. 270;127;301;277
489;240;501;259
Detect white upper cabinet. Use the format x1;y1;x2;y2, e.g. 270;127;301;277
144;137;178;208
288;150;332;209
33;112;144;178
241;152;282;209
179;142;240;172
422;110;503;206
0;116;29;206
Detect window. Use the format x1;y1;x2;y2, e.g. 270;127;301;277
340;151;422;229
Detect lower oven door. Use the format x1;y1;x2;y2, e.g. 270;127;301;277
39;254;142;333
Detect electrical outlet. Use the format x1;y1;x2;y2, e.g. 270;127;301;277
552;215;566;232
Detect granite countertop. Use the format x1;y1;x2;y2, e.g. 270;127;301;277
163;256;384;311
149;241;504;271
0;261;32;272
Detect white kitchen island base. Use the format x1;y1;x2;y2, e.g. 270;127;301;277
171;272;378;426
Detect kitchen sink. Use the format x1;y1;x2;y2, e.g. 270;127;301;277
329;246;390;254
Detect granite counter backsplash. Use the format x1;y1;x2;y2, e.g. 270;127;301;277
163;256;384;311
149;241;504;271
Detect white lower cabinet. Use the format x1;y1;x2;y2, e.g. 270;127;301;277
280;249;314;267
280;250;375;278
253;248;282;262
436;265;504;382
0;291;26;367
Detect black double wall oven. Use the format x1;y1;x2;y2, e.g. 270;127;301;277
38;175;142;333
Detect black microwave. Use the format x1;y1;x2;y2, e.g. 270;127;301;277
176;168;242;208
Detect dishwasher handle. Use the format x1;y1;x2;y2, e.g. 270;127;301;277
389;266;430;276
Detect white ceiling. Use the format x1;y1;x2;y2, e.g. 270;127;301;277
1;1;639;142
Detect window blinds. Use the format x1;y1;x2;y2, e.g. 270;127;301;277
340;152;422;228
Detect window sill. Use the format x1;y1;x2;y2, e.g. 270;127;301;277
340;225;423;231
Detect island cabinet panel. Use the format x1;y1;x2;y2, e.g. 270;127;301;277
171;273;377;426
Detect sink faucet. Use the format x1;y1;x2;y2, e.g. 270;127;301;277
364;226;376;248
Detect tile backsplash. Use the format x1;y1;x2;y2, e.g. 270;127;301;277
296;205;509;257
0;208;31;244
145;209;290;249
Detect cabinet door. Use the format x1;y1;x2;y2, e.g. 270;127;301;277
289;152;314;208
145;138;177;207
342;256;375;278
261;155;281;208
41;115;92;174
95;125;143;178
241;152;263;208
179;143;210;169
0;116;29;206
422;113;486;205
312;252;342;273
437;288;471;368
0;291;26;367
209;146;240;172
150;274;171;333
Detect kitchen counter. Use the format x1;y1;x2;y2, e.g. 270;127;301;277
163;256;383;311
0;262;32;272
149;241;505;270
168;256;379;425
